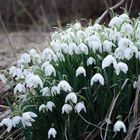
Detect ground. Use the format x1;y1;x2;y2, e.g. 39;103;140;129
0;31;50;69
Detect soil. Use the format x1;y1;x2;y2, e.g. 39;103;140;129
0;31;51;70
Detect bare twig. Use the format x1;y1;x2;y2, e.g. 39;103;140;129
103;79;129;140
15;0;39;28
97;0;126;23
0;15;17;60
133;75;140;118
128;0;134;15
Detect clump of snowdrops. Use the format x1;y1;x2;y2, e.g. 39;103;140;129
1;13;140;140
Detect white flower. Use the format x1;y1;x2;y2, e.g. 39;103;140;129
44;64;56;77
65;92;77;104
136;51;140;60
58;80;72;92
41;61;50;69
87;57;96;66
74;102;86;113
133;81;137;89
123;48;133;60
39;104;46;112
26;74;43;88
61;43;69;53
118;38;133;49
76;66;86;77
109;16;123;28
0;118;13;132
103;40;114;52
12;116;21;127
14;83;26;94
29;49;37;56
21;112;37;127
62;104;73;114
9;67;24;80
73;22;81;30
9;66;16;76
78;43;88;55
119;14;130;22
102;55;117;69
42;48;57;62
115;62;128;75
18;53;31;65
87;35;102;53
46;101;56;112
0;74;7;84
91;73;104;86
48;128;57;139
121;23;133;34
40;87;50;96
93;23;102;30
114;120;126;133
51;85;60;95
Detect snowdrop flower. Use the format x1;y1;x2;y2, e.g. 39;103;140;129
91;73;104;86
75;102;86;113
14;83;26;94
0;74;7;84
29;49;37;56
9;67;24;80
61;43;69;53
65;92;77;104
133;81;137;89
102;55;117;69
123;48;133;60
12;116;21;127
18;53;31;65
87;35;102;53
21;112;37;127
68;43;76;55
121;23;133;34
85;26;94;37
76;66;86;77
58;80;72;92
62;104;73;114
115;62;128;75
9;66;16;76
44;64;56;77
46;101;56;112
87;57;96;66
51;85;60;95
73;22;81;30
135;51;140;60
48;128;57;139
41;61;50;70
76;30;85;42
26;74;43;88
114;120;126;133
78;43;88;55
109;16;123;28
42;48;57;62
0;118;13;132
93;23;102;30
40;87;50;96
103;40;114;52
114;48;124;60
51;41;61;53
39;104;46;113
118;38;133;49
119;13;130;22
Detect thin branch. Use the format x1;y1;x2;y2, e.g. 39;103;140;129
97;0;126;23
0;15;17;60
128;0;134;15
103;79;129;140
